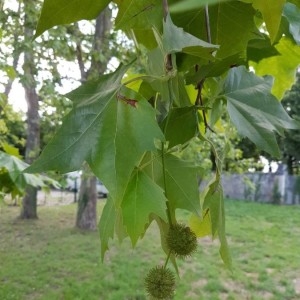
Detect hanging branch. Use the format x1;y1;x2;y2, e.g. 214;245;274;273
162;0;173;72
195;5;214;133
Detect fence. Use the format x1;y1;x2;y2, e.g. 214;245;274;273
219;166;300;204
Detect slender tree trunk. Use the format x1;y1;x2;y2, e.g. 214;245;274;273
20;0;40;219
75;8;112;229
76;174;97;230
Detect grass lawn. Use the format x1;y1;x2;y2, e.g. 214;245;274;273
0;199;300;300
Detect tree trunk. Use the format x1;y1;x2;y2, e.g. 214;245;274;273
75;8;112;230
76;174;97;230
20;0;40;219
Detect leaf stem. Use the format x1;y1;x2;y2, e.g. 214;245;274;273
164;250;172;269
161;141;173;226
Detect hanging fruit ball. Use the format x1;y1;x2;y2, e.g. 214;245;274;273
144;265;176;299
167;223;198;258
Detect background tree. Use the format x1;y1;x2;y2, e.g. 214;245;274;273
74;8;113;230
281;71;300;175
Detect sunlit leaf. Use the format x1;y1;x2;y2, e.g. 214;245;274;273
189;209;211;238
251;37;300;99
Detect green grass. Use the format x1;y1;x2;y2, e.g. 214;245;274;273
1;199;300;300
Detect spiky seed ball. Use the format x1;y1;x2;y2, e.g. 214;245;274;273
167;223;198;258
144;265;176;299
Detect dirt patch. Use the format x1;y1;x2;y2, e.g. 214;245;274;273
293;278;300;294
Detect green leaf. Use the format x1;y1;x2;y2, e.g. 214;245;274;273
185;54;245;84
35;0;110;37
223;66;299;157
162;107;198;148
0;151;57;193
172;2;256;59
170;0;230;13
2;143;21;159
142;153;201;216
203;180;231;268
26;65;164;203
115;0;162;31
283;3;300;44
99;198;116;261
247;35;280;63
251;37;300;99
253;0;286;44
121;170;167;246
163;14;219;60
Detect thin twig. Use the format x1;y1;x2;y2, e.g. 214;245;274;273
195;80;215;133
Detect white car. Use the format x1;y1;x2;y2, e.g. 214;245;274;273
65;172;108;198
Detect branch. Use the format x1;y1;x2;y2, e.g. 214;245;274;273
162;0;173;72
195;5;214;133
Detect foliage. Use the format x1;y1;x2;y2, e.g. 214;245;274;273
0;151;60;201
25;0;300;292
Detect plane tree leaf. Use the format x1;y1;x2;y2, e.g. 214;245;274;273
114;0;162;31
35;0;110;37
172;2;256;59
203;180;231;268
0;151;59;197
162;107;199;148
223;66;299;157
99;197;116;261
142;153;201;216
26;65;164;203
163;14;219;60
121;170;167;246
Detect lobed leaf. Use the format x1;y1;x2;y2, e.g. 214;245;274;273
223;66;299;157
142;153;201;216
26;65;164;203
203;180;232;268
121;170;167;246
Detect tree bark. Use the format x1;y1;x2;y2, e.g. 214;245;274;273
75;8;112;229
76;175;97;230
19;0;40;219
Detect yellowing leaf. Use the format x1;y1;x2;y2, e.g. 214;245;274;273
189;209;212;238
252;37;300;99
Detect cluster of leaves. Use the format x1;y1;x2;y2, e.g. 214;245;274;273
0;150;60;203
26;0;300;291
